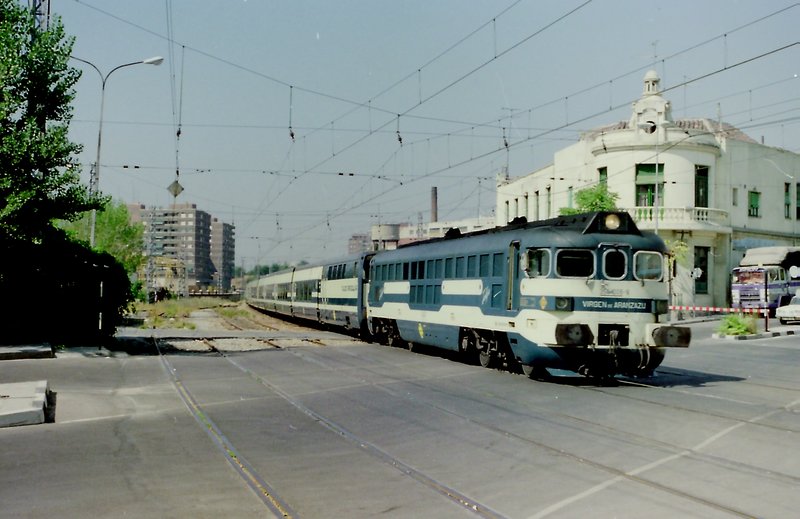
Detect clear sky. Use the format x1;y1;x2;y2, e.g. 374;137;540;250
51;0;799;269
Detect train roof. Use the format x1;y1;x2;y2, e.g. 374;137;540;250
369;212;665;262
397;212;652;246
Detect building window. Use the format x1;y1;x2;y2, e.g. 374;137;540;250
534;191;540;221
785;183;792;219
523;193;529;219
695;166;709;208
796;183;800;220
567;186;573;209
732;187;738;206
504;200;510;223
598;166;607;184
748;191;760;217
694;246;709;295
635;163;663;207
546;186;552;217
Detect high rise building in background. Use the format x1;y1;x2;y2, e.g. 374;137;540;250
129;203;236;295
211;218;236;291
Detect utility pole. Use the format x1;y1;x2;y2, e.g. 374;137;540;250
29;0;50;31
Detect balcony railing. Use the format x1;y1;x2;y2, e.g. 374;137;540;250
622;206;730;233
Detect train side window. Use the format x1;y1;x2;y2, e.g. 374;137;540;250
467;255;477;277
633;252;663;281
492;252;504;277
525;249;551;277
556;249;594;278
603;249;627;280
479;254;490;277
402;262;409;280
445;257;454;278
435;259;444;278
456;256;465;278
411;262;418;280
388;263;395;281
491;284;503;308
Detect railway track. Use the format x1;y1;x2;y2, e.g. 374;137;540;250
153;311;797;517
289;342;796;517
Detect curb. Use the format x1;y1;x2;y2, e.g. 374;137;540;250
0;344;54;361
712;330;798;340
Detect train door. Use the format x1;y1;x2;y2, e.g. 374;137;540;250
506;241;520;311
358;253;374;331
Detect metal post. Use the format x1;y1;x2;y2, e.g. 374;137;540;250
70;56;163;247
764;268;769;332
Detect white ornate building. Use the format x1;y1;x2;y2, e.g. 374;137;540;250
496;71;799;309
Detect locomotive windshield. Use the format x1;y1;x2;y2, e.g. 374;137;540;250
556;249;595;278
634;251;664;281
523;249;551;277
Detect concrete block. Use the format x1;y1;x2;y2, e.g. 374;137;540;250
0;380;56;428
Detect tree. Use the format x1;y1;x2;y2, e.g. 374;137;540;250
559;183;619;215
59;200;145;274
0;4;129;343
0;1;104;243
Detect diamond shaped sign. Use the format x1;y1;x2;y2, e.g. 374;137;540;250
167;180;184;198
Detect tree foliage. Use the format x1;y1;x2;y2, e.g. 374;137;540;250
0;1;104;243
59;200;145;274
0;3;130;343
559;183;620;215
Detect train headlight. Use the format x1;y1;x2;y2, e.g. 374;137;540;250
652;326;691;347
654;299;669;315
555;296;573;311
603;214;621;231
555;324;594;346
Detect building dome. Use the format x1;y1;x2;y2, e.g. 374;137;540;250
643;70;660;95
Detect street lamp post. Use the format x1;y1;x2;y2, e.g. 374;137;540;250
71;55;164;247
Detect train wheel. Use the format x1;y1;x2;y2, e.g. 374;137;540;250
478;350;496;369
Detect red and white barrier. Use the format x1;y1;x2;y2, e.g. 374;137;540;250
668;305;767;315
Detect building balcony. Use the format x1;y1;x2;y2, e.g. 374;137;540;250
622;206;731;235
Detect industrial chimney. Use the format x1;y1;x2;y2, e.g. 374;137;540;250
431;187;438;223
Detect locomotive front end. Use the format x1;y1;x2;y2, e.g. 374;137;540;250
512;212;690;378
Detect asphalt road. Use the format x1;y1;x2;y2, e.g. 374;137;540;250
1;317;799;518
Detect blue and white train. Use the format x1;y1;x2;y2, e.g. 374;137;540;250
246;212;690;379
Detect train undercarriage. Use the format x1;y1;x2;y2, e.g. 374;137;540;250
368;318;666;380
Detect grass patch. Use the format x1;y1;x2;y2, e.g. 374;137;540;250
717;314;757;336
135;297;235;329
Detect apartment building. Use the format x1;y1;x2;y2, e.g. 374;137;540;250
129;203;235;294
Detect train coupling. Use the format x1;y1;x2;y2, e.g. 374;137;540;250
648;324;691;348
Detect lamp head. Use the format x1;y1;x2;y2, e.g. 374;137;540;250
142;56;164;66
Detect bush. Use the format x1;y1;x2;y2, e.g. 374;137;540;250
717;314;757;336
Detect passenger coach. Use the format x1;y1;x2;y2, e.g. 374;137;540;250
246;252;373;333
